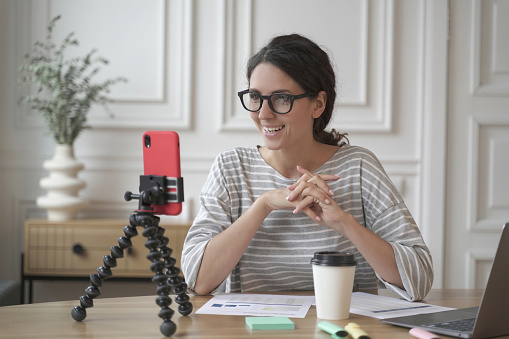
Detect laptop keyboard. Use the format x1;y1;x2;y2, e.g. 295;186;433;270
425;318;476;332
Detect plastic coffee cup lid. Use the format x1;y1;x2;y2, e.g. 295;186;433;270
310;251;356;266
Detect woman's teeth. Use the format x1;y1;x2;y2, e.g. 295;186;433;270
264;126;284;133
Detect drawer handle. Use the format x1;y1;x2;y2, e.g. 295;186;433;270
72;243;85;255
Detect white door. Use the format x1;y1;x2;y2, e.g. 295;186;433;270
446;0;509;288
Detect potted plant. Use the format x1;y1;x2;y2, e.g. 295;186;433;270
18;15;127;220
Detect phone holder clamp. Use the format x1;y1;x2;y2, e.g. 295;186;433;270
124;175;184;212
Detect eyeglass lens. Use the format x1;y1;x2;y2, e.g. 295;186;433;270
242;92;292;114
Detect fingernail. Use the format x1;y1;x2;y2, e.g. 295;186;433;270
329;190;334;196
325;199;330;205
286;195;291;200
293;209;298;214
315;216;321;221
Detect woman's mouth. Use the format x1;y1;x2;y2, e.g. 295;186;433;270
263;125;285;134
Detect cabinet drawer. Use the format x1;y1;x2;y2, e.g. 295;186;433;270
24;219;191;278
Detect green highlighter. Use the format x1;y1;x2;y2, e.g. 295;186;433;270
318;321;349;339
245;317;295;330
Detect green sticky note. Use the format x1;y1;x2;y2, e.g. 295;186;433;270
245;317;295;330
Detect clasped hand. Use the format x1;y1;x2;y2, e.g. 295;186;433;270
264;166;345;228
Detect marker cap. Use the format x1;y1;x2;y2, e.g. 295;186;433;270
318;321;348;338
409;327;441;339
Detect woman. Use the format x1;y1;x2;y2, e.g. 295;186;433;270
182;34;433;301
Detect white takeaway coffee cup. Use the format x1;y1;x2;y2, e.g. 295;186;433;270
311;251;356;320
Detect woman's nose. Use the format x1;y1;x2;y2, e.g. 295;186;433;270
258;99;275;119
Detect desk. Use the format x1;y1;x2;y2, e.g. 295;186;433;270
0;289;505;338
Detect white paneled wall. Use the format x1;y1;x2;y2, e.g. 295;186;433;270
3;0;479;298
446;0;509;289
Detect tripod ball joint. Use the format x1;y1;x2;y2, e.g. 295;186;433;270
177;301;193;316
160;321;177;337
71;306;87;322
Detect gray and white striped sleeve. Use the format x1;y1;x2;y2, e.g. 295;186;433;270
358;150;433;301
181;154;234;294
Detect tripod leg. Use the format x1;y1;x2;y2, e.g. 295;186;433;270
157;229;193;317
154;225;193;317
71;221;137;322
134;213;177;337
135;213;193;336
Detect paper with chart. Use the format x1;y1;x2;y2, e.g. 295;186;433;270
195;294;314;318
349;292;454;319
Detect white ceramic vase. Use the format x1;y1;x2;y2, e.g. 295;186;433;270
36;144;88;221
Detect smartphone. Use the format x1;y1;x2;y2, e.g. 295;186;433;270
142;131;183;215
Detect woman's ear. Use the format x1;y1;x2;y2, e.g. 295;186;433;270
312;91;327;118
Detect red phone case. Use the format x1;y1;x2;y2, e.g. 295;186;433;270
143;131;182;215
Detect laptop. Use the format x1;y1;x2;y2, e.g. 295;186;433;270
382;222;509;338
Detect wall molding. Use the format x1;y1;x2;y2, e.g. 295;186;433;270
467;116;509;232
467;250;495;289
471;0;509;96
419;0;449;288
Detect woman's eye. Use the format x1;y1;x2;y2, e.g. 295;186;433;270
275;95;290;104
249;93;260;101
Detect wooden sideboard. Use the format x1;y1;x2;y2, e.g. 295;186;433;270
22;219;191;303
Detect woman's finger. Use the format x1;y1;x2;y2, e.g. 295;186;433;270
302;207;322;222
293;196;323;222
299;166;339;196
287;180;329;203
292;187;330;213
287;166;339;199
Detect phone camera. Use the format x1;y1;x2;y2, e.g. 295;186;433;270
144;134;151;148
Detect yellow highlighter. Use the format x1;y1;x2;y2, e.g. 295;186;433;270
345;322;371;339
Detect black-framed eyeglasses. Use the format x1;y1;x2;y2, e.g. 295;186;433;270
237;90;316;114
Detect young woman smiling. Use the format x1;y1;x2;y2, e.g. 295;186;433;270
182;34;433;301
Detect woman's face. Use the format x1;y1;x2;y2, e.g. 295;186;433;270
248;63;322;151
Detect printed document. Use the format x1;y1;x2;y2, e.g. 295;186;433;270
195;293;314;318
349;292;454;319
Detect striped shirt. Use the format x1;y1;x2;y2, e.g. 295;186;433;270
181;145;433;301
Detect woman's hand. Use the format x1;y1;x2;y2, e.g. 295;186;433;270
259;166;338;217
287;166;339;199
286;166;345;225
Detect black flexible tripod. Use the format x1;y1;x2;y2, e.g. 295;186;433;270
71;174;192;337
